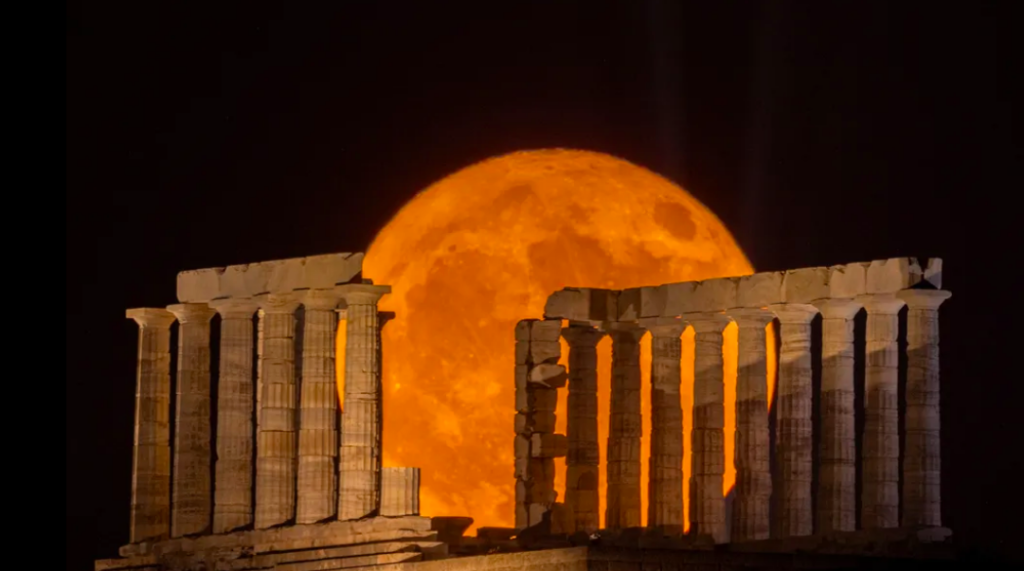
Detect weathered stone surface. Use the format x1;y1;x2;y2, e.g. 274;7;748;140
665;278;739;315
126;308;177;544
381;467;421;517
737;271;784;308
617;286;666;320
543;288;617;322
166;303;217;537
530;433;568;458
828;263;868;299
606;325;644;530
782;267;830;304
562;325;603;533
176;252;364;303
866;258;919;294
528;363;568;388
645;319;686;531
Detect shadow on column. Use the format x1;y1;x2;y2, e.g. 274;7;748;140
810;313;822;534
209;314;221;536
853;309;866;531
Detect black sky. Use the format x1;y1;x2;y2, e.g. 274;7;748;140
67;2;1019;569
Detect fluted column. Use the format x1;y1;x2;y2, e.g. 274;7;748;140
730;309;774;542
814;299;861;532
338;284;391;520
166;303;217;537
605;324;644;530
562;324;604;533
643;318;687;532
897;289;951;527
297;289;343;524
858;294;906;529
209;299;258;534
254;293;301;529
125;308;176;543
768;303;819;538
686;313;731;544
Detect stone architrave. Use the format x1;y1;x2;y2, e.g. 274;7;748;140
814;298;862;533
254;293;301;529
685;313;731;544
296;289;343;524
561;324;604;534
337;284;391;521
641;317;687;532
605;324;644;530
208;299;258;534
729;309;775;542
125;308;176;543
897;289;951;527
858;294;906;529
166;303;217;537
767;303;819;538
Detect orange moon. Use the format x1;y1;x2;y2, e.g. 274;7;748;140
359;148;771;532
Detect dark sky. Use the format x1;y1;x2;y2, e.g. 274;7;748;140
67;2;1018;569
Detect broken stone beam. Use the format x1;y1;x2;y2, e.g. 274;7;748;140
814;298;861;532
543;287;617;322
640;317;686;532
686;313;731;544
175;252;364;303
337;284;390;521
254;293;301;529
897;289;951;527
767;303;819;538
297;289;343;524
165;303;216;538
729;309;774;542
125;308;176;543
381;467;421;517
208;299;258;534
562;324;603;534
858;293;906;529
605;324;644;530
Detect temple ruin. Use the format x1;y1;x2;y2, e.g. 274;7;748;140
97;253;955;571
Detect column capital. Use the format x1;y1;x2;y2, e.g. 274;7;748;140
813;298;862;320
255;292;302;314
561;324;605;346
209;298;259;320
896;288;952;310
639;316;686;338
727;308;775;329
379;311;397;329
126;307;176;329
303;288;344;311
683;312;731;333
856;293;906;315
606;321;645;343
166;303;217;324
338;283;391;306
768;303;819;324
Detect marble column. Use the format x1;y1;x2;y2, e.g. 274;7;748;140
686;313;731;543
126;308;176;543
562;324;604;533
296;289;343;524
337;284;391;520
730;309;775;542
209;299;258;534
254;293;301;529
897;289;951;527
166;303;217;537
605;324;644;530
768;303;819;538
814;299;861;533
643;318;687;532
858;294;906;529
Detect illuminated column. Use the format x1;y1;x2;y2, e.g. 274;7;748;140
768;303;818;538
606;324;644;530
730;309;774;542
125;308;176;543
687;313;730;544
209;299;258;534
858;294;906;529
814;299;861;533
897;289;951;527
337;284;390;520
643;318;687;532
296;289;343;524
254;293;301;529
562;324;604;533
166;303;217;537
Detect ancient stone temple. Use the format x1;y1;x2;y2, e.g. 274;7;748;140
98;253;955;571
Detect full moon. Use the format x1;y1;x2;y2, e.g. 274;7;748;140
359;149;771;532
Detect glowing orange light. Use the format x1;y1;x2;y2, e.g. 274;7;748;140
348;149;774;532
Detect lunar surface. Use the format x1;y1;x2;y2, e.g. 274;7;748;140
355;149;772;532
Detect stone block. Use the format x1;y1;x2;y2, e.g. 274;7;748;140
544;288;617;321
528;363;568;388
867;258;920;294
829;262;868;299
617;286;666;320
737;272;783;308
529;341;561;364
529;388;559;412
515;320;535;341
380;467;420;517
176;252;363;302
665;278;738;314
923;258;942;288
531;433;568;458
531;319;563;341
782;267;830;303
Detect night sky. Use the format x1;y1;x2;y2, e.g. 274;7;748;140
67;2;1018;569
